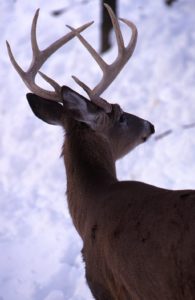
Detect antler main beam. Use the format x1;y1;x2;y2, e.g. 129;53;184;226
6;9;93;101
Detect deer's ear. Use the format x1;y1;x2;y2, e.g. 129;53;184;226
61;86;100;129
26;93;64;126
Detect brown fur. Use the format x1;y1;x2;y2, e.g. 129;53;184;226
63;120;195;300
27;91;195;300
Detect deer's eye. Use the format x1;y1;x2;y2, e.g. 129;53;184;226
119;114;126;124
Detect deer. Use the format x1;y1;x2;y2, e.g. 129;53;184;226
7;4;195;300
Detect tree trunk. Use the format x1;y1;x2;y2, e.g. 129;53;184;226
100;0;117;53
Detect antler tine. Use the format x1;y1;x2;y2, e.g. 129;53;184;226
6;41;25;77
72;75;112;113
6;9;93;102
104;3;124;55
31;8;40;56
68;4;137;110
119;18;138;58
66;25;107;72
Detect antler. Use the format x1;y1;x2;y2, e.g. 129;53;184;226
67;3;138;113
6;9;93;102
6;5;137;110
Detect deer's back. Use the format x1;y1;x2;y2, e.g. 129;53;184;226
83;181;195;300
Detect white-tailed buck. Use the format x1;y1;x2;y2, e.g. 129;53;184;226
7;4;195;300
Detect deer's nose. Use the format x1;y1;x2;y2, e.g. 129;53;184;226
144;121;155;134
142;121;155;142
149;123;155;134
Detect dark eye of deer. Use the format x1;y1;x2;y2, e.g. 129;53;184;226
119;114;126;124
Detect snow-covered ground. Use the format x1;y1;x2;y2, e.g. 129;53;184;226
0;0;195;299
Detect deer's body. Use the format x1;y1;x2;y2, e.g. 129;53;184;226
63;119;195;300
7;5;195;299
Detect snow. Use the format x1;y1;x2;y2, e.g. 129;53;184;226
0;0;195;299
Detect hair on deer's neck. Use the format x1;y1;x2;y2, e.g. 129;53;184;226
62;122;117;236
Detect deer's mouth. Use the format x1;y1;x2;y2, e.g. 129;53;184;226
142;136;148;142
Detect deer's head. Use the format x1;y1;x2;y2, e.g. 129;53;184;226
7;4;154;161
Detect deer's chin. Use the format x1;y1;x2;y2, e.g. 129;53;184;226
141;134;152;143
142;136;148;142
142;136;151;143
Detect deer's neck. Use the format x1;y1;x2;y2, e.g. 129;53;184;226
63;126;117;237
